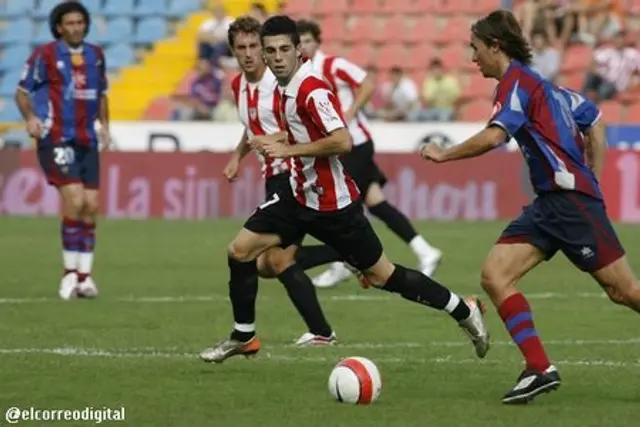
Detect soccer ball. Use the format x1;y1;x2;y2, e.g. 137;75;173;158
328;357;382;404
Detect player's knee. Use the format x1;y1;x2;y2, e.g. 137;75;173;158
603;281;640;306
227;240;253;263
480;265;511;297
264;249;294;276
63;193;85;215
83;197;99;216
257;253;277;278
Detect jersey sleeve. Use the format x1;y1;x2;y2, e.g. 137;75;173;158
305;87;345;135
333;57;367;88
18;48;47;93
488;77;528;138
572;97;601;133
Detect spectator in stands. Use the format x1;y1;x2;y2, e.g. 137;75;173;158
213;83;238;122
375;67;420;122
248;2;269;23
197;2;234;65
582;30;640;102
172;60;223;121
409;59;460;122
578;0;624;42
531;31;561;82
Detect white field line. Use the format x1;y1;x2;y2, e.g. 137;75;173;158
0;347;638;368
0;292;608;304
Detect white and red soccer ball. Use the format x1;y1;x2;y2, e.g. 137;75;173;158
328;357;382;405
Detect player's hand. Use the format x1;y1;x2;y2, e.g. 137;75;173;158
98;127;111;150
223;157;241;181
248;132;288;157
420;143;447;163
25;116;43;138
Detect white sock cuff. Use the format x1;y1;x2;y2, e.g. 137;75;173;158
444;293;461;314
234;323;255;333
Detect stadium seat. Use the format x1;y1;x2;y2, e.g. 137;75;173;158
624;102;640;124
561;44;592;73
458;99;493;121
134;17;168;45
378;44;407;70
166;0;201;19
134;0;169;18
102;0;135;18
558;71;585;92
319;15;347;43
0;70;24;97
104;43;135;70
598;100;624;124
96;18;134;45
281;0;313;18
0;44;30;72
31;0;60;19
348;43;376;68
0;19;34;46
32;22;52;46
0;0;32;19
432;0;472;15
433;16;472;45
379;0;416;14
314;0;348;17
407;15;437;44
343;15;375;44
404;43;436;70
440;44;472;71
82;0;103;15
349;0;381;14
381;14;410;44
462;73;496;100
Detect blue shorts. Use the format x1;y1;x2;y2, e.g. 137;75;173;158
37;142;100;189
498;191;625;272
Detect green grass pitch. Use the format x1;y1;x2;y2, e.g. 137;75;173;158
0;217;639;426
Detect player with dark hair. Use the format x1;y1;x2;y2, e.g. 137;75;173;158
200;15;489;365
421;9;640;404
15;1;109;300
295;19;443;288
222;15;338;346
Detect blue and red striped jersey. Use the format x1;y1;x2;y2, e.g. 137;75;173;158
489;60;602;200
18;40;107;147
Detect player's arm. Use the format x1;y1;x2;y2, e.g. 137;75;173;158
15;48;46;138
584;120;607;180
232;129;251;161
335;59;374;120
286;128;352;157
423;126;506;162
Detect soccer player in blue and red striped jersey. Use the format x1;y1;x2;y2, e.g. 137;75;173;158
15;1;109;300
421;10;640;405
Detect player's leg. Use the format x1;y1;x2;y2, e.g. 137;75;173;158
293;244;343;271
555;193;640;312
75;146;100;297
261;244;336;345
483;203;561;404
308;201;488;357
37;143;85;299
200;192;303;363
363;182;442;276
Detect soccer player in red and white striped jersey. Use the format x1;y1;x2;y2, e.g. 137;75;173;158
218;17;338;349
200;16;489;365
296;20;443;288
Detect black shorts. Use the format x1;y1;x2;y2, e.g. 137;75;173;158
244;187;383;270
498;191;625;272
263;173;303;247
37;141;100;189
340;140;387;194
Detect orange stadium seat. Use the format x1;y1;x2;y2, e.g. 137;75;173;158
343;15;375;43
432;0;472;15
348;43;376;68
440;44;474;71
381;14;411;43
282;0;313;17
561;44;593;73
314;0;348;17
319;15;346;43
349;0;380;15
405;42;436;69
407;15;438;44
599;100;625;123
378;0;416;14
378;43;407;70
624;102;640;123
459;99;493;121
433;16;473;45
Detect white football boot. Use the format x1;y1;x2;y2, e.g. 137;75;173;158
458;296;490;358
311;262;352;288
294;332;338;347
418;248;443;277
59;272;79;300
77;276;99;299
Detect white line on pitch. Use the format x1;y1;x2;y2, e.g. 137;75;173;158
0;292;608;304
0;347;638;368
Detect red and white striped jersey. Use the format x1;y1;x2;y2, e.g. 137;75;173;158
279;61;360;212
231;68;288;179
311;50;373;146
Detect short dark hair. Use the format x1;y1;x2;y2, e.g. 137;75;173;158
429;58;443;68
296;19;322;43
228;16;262;48
260;15;300;46
49;1;91;40
471;10;533;65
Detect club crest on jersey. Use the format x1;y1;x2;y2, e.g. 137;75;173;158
71;54;84;66
249;107;257;120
